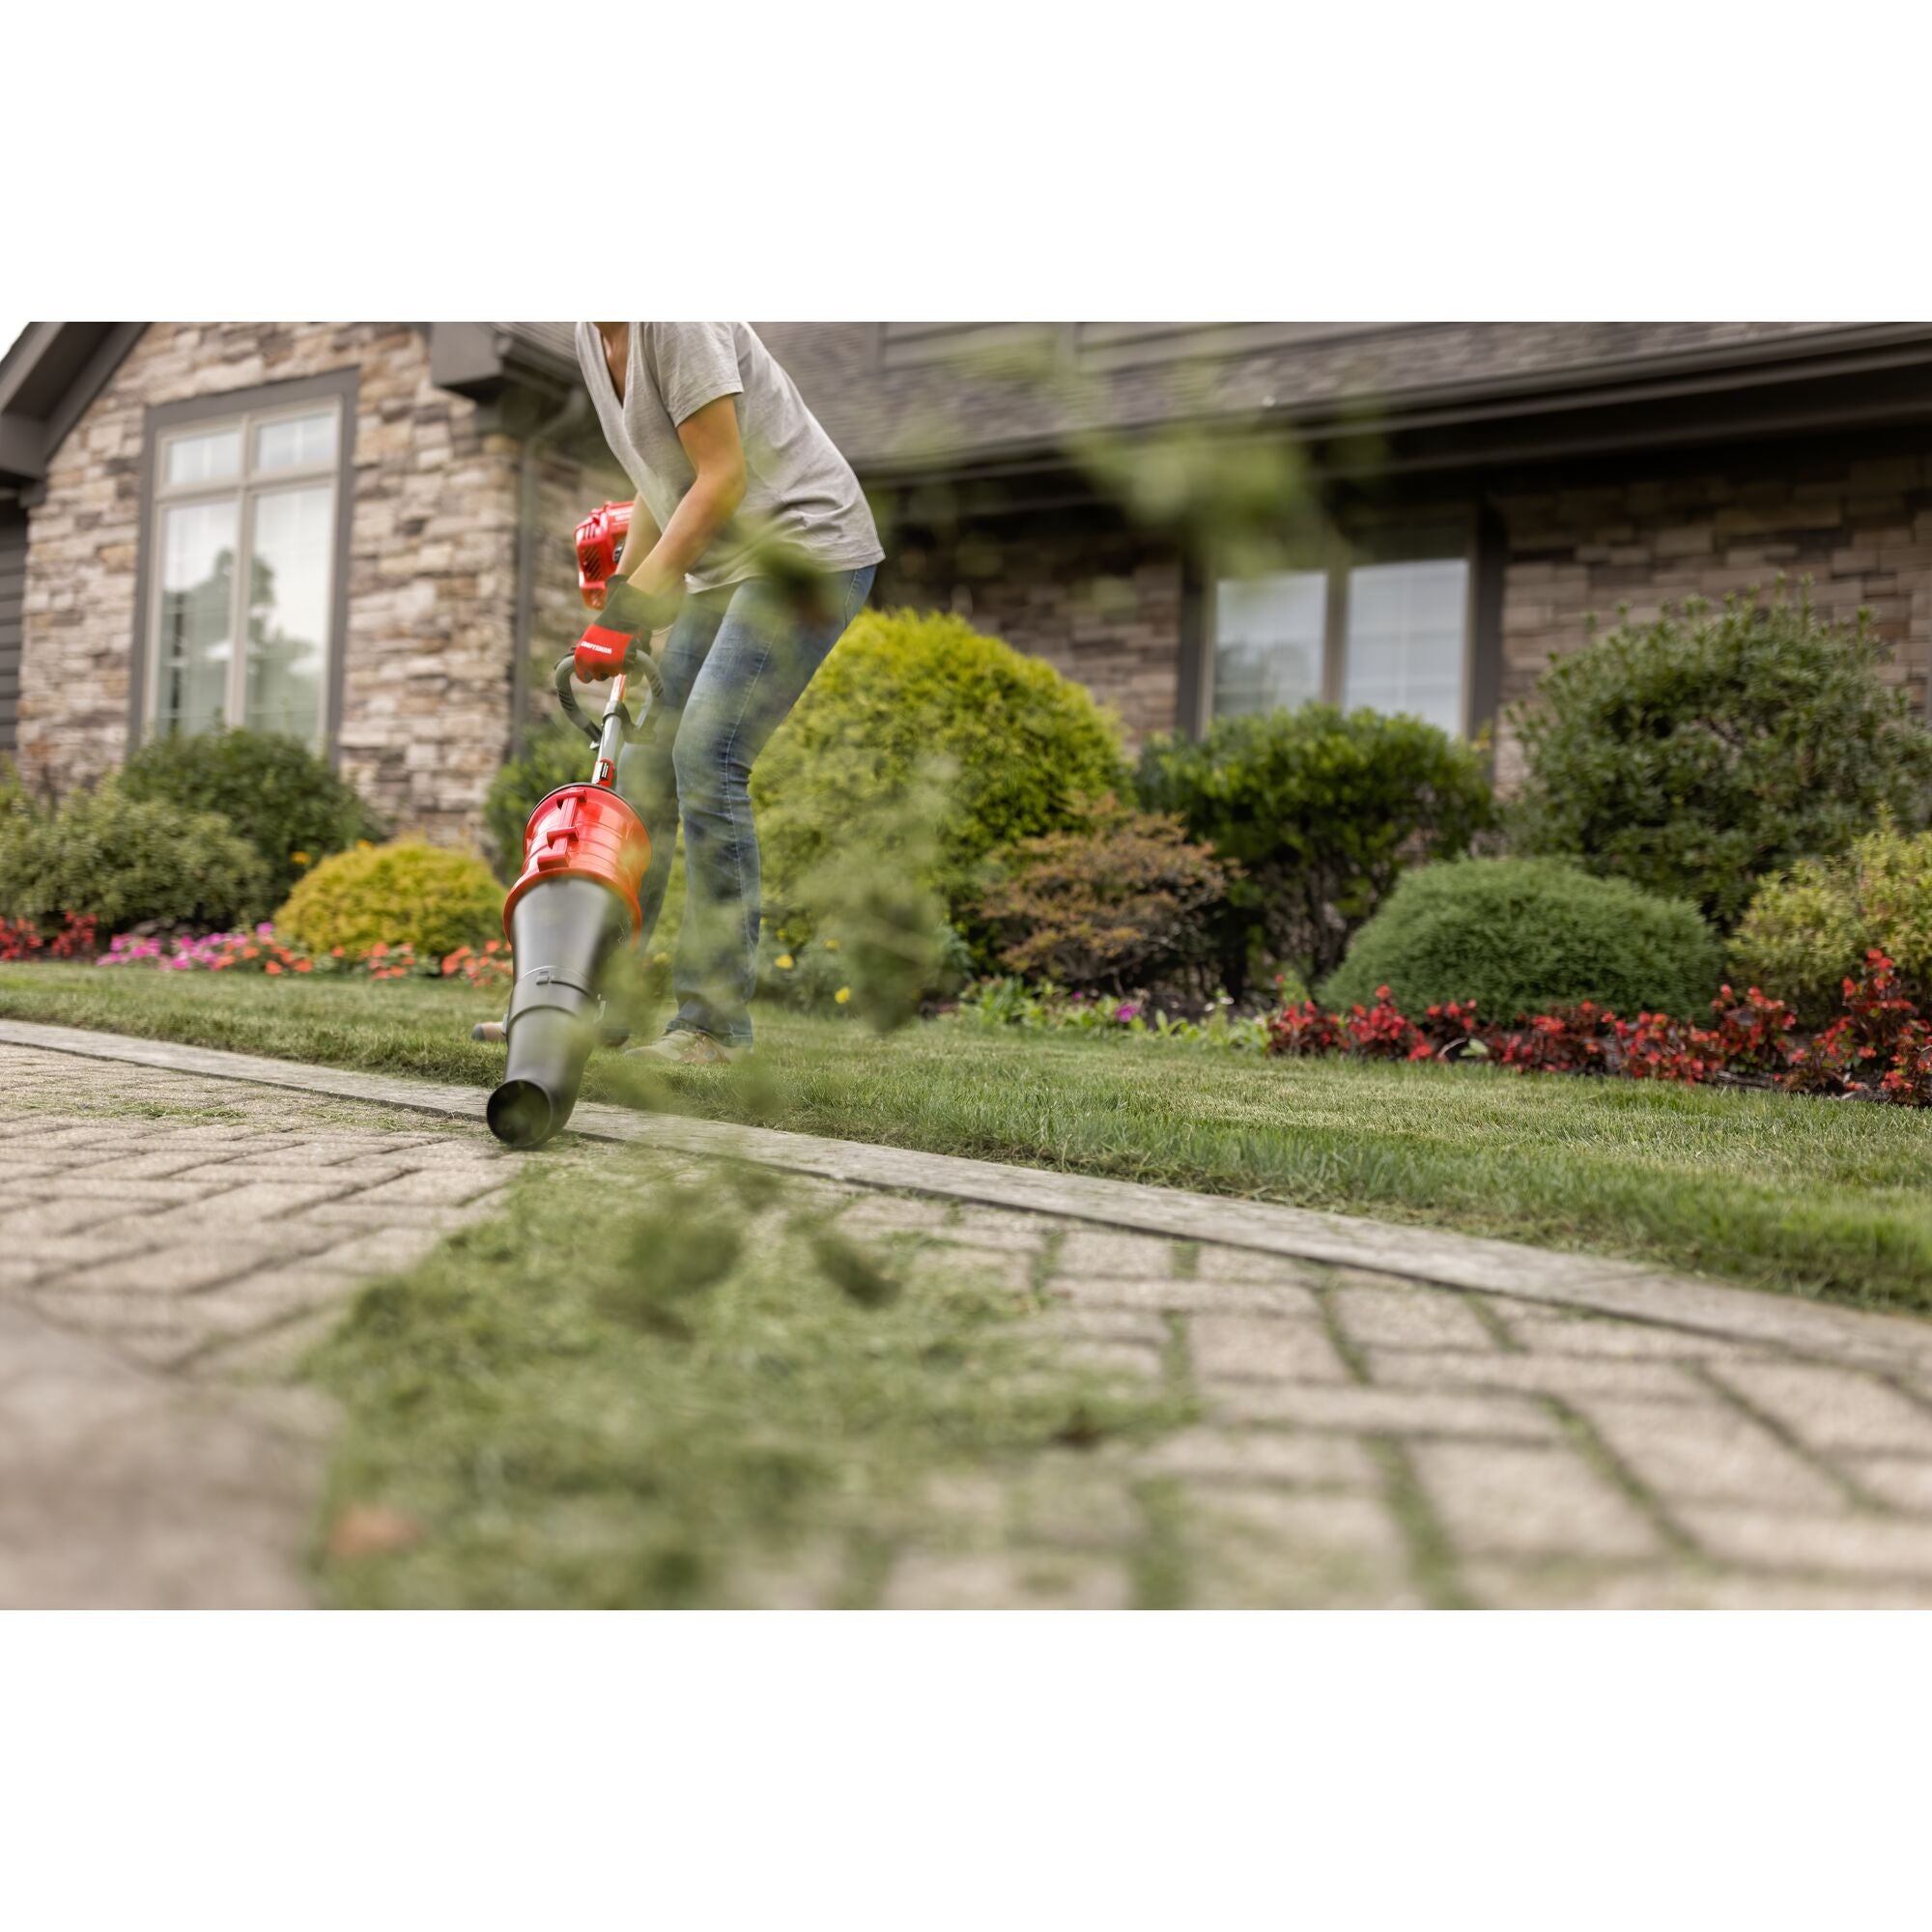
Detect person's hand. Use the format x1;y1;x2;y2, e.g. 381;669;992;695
574;579;678;682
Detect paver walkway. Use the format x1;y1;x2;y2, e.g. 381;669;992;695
7;1021;1932;1608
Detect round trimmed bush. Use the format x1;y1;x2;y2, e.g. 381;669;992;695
121;726;386;904
0;780;271;932
1732;820;1932;1020
751;609;1126;936
1508;590;1932;929
1319;858;1721;1020
273;839;503;957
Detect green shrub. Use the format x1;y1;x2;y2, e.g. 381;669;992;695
1732;820;1932;1020
1320;857;1721;1021
1508;589;1932;930
752;609;1126;943
976;796;1231;992
121;726;386;903
0;779;271;932
274;839;502;957
1136;703;1495;992
483;717;590;879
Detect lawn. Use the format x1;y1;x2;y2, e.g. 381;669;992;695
4;961;1932;1312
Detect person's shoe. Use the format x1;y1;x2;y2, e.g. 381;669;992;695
625;1031;743;1065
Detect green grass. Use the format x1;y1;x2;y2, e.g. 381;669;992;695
310;1158;1184;1607
6;961;1932;1313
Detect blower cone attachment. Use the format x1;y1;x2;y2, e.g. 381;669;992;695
488;784;650;1149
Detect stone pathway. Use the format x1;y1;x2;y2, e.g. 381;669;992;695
7;1021;1932;1608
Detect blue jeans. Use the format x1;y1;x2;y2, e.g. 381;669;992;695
615;565;876;1046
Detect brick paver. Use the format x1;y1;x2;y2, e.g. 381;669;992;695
8;1029;1932;1608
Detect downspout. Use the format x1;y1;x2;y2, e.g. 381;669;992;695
511;384;587;759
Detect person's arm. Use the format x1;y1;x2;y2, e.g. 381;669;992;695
619;397;747;603
622;493;662;568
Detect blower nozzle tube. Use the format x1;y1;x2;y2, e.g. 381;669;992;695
488;783;650;1149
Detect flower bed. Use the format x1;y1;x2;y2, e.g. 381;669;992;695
1266;951;1932;1105
952;976;1276;1051
0;913;99;961
87;922;514;986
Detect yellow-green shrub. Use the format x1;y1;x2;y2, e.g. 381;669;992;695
752;609;1125;944
1732;820;1932;1019
274;839;502;957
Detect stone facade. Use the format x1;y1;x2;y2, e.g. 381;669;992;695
1492;443;1932;781
18;322;1932;843
16;324;617;848
879;514;1186;742
876;441;1932;773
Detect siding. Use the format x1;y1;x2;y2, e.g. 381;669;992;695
0;501;24;755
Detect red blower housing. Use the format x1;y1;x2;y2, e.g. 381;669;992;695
574;499;634;611
503;782;651;937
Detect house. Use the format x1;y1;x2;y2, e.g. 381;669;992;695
0;323;628;847
6;321;1932;851
760;323;1932;776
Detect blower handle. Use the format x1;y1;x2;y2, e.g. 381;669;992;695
553;642;667;746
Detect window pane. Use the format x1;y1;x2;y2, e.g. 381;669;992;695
1212;571;1326;717
252;410;337;473
155;498;240;733
163;427;242;488
1343;557;1468;735
243;484;334;743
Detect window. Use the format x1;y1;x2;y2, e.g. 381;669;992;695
144;395;344;747
1208;528;1473;736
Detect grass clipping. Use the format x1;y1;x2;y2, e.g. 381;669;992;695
309;1154;1184;1607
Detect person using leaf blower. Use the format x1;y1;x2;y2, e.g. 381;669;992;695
487;324;879;1146
574;322;881;1069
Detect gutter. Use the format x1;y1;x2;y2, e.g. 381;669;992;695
511;385;587;758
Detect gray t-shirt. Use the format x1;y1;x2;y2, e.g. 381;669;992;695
575;322;884;593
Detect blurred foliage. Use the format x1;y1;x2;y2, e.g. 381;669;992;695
120;726;385;905
976;794;1231;994
1508;589;1932;931
1138;705;1495;992
768;763;959;1031
483;715;590;880
311;1156;1179;1607
1732;818;1932;1021
0;778;271;933
753;608;1125;954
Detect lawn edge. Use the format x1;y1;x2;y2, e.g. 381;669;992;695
6;1013;1928;1365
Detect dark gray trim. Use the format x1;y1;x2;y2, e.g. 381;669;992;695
1467;503;1507;745
0;323;147;484
43;325;147;455
511;387;589;758
0;497;26;756
126;365;360;765
1175;549;1207;739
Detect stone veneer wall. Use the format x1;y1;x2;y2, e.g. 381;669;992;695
1492;445;1932;782
526;437;631;735
877;513;1185;742
17;323;523;846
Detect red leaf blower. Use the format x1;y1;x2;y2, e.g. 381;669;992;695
480;501;664;1149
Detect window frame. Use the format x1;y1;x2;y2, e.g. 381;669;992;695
1199;508;1482;736
128;367;359;760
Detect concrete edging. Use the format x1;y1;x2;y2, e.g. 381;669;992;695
2;1014;1927;1366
